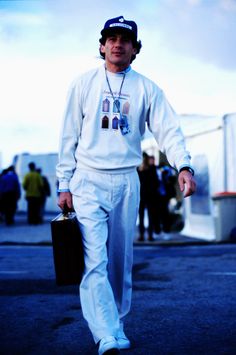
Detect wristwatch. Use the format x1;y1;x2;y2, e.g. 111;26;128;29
179;166;194;176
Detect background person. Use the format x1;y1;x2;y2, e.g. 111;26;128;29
0;166;21;225
57;16;196;355
36;168;51;223
155;163;178;238
137;152;159;242
22;162;43;225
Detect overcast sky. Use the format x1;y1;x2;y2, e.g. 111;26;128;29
0;0;236;167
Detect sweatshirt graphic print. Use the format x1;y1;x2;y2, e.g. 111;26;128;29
101;91;131;135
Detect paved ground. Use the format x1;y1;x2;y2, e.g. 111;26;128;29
0;212;208;246
0;244;236;354
0;213;236;354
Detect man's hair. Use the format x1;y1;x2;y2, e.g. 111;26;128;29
7;165;15;172
99;33;142;63
28;162;36;171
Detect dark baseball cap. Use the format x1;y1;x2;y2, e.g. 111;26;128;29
101;16;138;41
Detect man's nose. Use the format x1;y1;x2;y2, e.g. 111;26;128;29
114;39;123;46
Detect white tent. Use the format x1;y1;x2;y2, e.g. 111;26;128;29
180;113;236;241
142;113;236;241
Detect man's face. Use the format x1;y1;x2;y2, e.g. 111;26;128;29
100;32;137;71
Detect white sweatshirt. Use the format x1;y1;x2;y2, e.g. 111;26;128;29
57;65;191;190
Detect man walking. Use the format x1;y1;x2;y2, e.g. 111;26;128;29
57;16;196;354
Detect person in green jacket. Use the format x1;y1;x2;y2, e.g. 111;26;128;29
23;162;43;225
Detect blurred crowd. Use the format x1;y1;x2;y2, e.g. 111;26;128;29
137;152;183;241
1;156;183;238
0;162;51;226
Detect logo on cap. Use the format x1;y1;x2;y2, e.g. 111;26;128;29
110;23;132;30
119;17;124;22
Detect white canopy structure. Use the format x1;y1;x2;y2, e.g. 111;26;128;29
180;113;236;241
142;113;236;241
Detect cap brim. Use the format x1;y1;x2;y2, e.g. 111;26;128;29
101;27;136;40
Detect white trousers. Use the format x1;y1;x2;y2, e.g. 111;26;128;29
70;169;140;343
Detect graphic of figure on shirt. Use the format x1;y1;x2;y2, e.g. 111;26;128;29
112;116;119;130
102;98;110;112
122;101;130;115
101;115;109;129
113;99;120;113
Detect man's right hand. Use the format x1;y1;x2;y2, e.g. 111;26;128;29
58;191;73;211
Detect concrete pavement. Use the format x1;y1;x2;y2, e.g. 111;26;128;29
1;213;236;354
0;212;209;246
0;213;55;245
1;243;236;354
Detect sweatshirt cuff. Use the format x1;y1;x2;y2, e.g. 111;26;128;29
58;180;70;191
58;188;70;193
178;163;193;172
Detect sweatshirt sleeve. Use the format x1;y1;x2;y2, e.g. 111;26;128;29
56;80;83;190
147;88;192;171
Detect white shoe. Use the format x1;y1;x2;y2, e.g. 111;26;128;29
117;331;131;349
98;336;120;355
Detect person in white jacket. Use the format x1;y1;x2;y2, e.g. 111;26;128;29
57;16;196;355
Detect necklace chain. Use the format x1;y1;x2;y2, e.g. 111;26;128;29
105;68;126;113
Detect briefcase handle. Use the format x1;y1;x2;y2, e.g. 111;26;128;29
62;205;75;219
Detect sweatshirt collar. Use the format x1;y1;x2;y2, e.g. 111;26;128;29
104;64;131;75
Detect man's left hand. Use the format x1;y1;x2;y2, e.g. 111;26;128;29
178;170;196;198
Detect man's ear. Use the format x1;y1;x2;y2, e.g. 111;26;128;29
132;47;137;55
100;44;105;54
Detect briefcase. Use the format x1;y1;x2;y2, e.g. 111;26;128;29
51;212;84;286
